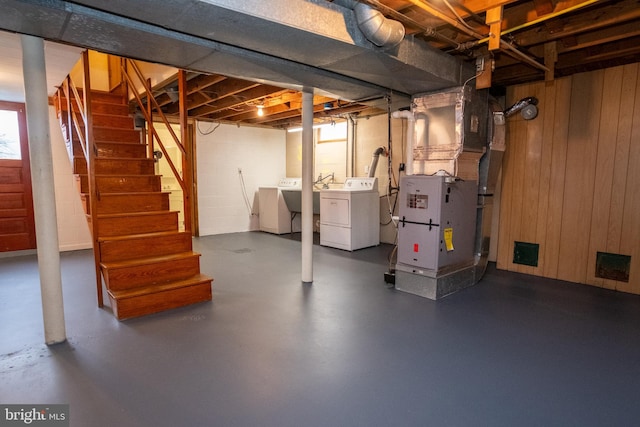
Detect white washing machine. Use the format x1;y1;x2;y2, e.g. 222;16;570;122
258;178;301;234
320;177;380;251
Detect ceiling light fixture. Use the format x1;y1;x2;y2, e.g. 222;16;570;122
256;104;264;117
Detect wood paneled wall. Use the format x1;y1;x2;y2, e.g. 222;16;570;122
497;63;640;294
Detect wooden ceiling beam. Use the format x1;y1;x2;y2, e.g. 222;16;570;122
555;36;640;68
185;74;227;95
526;21;640;57
265;104;373;129
532;0;554;16
453;0;519;15
163;79;260;114
511;0;640;48
188;84;283;117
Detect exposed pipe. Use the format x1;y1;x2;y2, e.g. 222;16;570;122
333;0;405;48
357;0;461;48
391;110;415;175
368;146;387;177
475;0;601;45
405;0;549;72
349;114;357;177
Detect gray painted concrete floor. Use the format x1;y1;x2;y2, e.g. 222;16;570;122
1;231;640;427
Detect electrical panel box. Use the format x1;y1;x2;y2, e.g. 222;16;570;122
396;175;477;274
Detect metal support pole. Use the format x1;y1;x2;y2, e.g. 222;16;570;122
20;35;66;345
301;89;314;284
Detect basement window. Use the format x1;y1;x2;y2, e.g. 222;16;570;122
0;109;21;160
317;121;346;144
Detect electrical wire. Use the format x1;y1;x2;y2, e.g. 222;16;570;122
441;0;477;33
197;120;221;135
380;188;399;226
238;169;255;216
461;68;484;94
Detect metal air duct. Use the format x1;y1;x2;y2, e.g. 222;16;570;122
333;0;405;48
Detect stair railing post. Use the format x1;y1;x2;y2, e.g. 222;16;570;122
178;70;192;234
82;51;103;308
64;78;73;154
119;57;128;104
147;77;154;160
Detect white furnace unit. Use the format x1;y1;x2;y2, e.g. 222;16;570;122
258;177;301;234
320;177;379;251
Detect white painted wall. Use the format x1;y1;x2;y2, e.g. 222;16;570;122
286;124;348;184
196;122;286;235
68;50;110;91
49;107;92;251
354;114;404;245
286;114;404;244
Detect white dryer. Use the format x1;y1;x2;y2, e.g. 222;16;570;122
258;178;301;234
320;177;379;251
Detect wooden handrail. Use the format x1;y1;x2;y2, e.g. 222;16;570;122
125;60;186;156
58;51;103;307
61;78;88;160
121;70;186;193
120;58;192;232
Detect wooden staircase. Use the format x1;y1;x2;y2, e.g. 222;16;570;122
57;88;212;320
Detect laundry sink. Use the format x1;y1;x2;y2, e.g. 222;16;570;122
280;189;320;215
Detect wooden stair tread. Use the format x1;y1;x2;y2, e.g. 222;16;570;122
108;274;212;299
94;140;146;145
97;210;178;219
101;251;200;269
93;156;151;161
86;191;169;196
98;230;185;242
81;174;159;178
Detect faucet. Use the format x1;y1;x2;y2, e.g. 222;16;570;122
314;172;335;189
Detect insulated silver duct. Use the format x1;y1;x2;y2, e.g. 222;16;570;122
333;0;405;48
368;146;387;177
474;98;506;280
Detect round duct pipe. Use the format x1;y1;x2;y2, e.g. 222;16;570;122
333;0;405;48
368;146;387;177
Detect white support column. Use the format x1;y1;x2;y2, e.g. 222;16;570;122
21;35;67;345
301;89;314;283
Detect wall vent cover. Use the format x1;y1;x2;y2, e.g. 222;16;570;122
513;241;539;267
595;252;630;282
